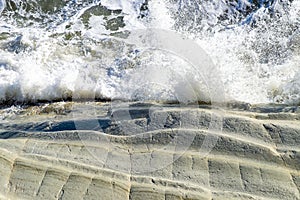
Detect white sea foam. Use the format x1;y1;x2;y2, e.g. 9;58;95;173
0;0;299;105
0;0;5;15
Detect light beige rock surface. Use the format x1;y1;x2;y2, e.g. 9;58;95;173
0;102;299;200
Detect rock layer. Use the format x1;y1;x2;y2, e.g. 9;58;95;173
0;102;299;200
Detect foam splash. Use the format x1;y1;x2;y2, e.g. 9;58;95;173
0;0;299;105
168;0;300;104
0;0;5;15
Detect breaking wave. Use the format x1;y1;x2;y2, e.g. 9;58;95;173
0;0;299;105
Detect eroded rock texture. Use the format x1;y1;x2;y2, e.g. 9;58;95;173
0;102;299;200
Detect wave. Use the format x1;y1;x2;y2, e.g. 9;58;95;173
0;0;299;105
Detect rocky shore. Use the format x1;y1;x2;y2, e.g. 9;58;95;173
0;102;299;200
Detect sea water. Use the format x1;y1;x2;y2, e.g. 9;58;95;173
0;0;299;105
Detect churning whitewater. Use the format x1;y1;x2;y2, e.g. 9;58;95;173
0;0;299;105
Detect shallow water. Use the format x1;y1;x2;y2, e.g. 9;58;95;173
0;0;299;106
